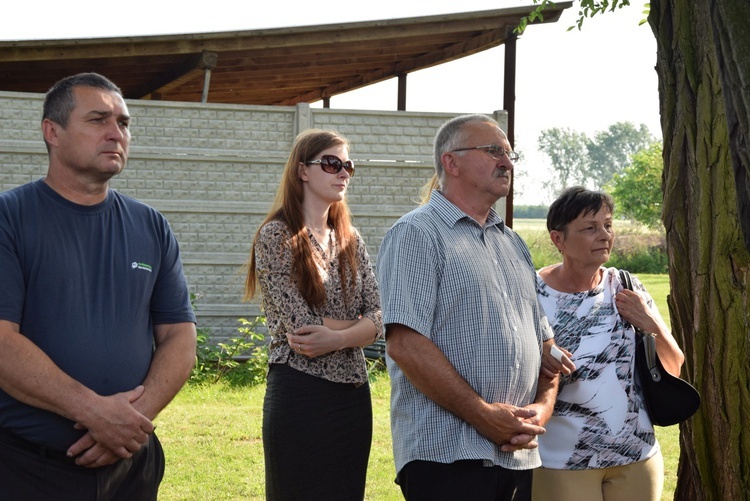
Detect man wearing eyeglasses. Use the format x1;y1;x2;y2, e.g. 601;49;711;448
377;114;568;500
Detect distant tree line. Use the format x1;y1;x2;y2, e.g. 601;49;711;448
537;121;664;228
513;205;548;219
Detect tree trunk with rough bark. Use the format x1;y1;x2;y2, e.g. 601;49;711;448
649;0;750;499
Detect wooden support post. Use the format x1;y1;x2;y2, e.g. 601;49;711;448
201;68;212;103
503;30;517;228
397;73;407;111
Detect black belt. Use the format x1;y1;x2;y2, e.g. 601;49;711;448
0;426;77;464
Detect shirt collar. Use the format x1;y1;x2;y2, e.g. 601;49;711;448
428;190;505;232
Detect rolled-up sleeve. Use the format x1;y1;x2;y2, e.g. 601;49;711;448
377;220;440;339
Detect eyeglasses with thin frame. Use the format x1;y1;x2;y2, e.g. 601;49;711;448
305;154;355;176
450;144;519;162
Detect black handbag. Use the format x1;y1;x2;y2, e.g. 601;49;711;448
619;270;701;426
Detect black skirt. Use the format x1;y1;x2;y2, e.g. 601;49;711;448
263;363;373;501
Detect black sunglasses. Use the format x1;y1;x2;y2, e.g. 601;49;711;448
305;155;355;176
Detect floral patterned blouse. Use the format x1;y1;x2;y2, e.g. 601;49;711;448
535;267;659;470
255;219;383;386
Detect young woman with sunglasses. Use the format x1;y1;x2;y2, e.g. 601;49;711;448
244;129;383;500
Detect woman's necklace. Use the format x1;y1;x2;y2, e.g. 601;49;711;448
307;225;331;255
307;224;330;237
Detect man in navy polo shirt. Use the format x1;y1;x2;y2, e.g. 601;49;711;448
0;73;196;500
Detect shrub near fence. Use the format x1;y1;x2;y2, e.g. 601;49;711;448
191;317;269;386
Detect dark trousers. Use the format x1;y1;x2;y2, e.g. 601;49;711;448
263;363;373;501
397;459;532;501
0;427;165;501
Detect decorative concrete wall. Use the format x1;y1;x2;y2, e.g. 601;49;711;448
0;90;507;341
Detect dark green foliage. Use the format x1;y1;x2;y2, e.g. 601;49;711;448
526;239;667;273
366;357;388;382
587;122;655;188
608;142;664;228
607;245;668;273
517;0;633;33
191;317;269;386
513;205;549;219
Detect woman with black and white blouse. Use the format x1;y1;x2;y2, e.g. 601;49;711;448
533;186;684;501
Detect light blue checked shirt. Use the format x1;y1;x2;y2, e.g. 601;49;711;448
377;191;553;473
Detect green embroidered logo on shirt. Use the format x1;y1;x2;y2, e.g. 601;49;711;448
131;262;153;272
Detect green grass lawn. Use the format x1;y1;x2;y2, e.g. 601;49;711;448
157;378;403;501
157;275;679;500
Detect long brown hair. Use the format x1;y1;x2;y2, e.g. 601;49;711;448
244;129;358;308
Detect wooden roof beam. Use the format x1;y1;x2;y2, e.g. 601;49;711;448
0;6;568;62
131;51;217;99
282;30;505;104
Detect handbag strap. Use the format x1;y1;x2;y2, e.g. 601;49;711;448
618;269;635;328
618;269;662;382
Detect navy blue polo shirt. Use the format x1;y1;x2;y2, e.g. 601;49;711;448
0;179;195;450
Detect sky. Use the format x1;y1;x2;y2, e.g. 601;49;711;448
2;0;660;205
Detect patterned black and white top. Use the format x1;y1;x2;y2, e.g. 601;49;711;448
378;191;554;473
536;267;659;470
255;220;383;387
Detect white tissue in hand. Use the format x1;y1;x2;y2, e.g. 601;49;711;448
550;344;564;362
